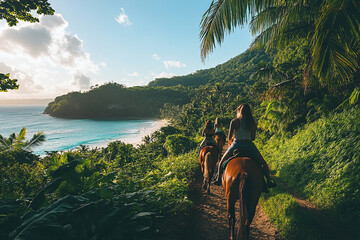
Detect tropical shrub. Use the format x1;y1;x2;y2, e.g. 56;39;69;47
164;134;196;156
260;106;360;237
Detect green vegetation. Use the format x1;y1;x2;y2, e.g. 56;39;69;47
0;127;45;152
259;107;360;239
0;73;18;92
260;185;327;240
149;49;271;88
0;126;198;239
44;83;190;119
4;1;360;238
200;0;360;87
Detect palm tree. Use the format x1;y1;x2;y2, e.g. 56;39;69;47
0;127;45;152
200;0;360;88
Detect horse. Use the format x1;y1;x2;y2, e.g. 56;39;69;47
222;138;263;240
215;133;225;156
199;145;218;194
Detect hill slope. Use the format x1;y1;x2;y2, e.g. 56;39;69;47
149;49;270;88
44;49;271;119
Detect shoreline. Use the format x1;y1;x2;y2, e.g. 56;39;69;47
116;119;169;146
87;119;169;149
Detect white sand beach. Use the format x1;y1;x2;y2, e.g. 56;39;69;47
120;119;169;146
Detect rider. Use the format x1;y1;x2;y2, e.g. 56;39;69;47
214;117;226;144
198;120;219;154
212;103;276;192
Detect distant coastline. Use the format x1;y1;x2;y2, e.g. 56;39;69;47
0;105;169;156
0;98;53;106
100;119;169;147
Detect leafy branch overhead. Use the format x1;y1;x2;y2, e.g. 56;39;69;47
0;0;54;27
200;0;360;88
0;73;18;92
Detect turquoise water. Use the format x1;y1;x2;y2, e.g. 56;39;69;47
0;106;160;156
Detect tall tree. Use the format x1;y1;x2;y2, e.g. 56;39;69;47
200;0;360;89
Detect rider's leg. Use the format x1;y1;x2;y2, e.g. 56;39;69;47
212;145;235;185
198;138;206;155
252;145;276;188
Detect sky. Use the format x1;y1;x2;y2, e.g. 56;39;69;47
0;0;253;100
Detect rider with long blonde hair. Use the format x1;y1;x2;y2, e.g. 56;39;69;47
212;103;276;192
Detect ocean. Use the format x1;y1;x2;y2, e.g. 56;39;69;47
0;105;164;156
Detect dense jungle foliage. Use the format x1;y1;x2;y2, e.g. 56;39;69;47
44;83;190;119
0;126;200;240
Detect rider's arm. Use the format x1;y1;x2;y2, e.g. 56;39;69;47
228;119;235;141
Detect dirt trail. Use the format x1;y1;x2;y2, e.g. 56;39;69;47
184;143;281;240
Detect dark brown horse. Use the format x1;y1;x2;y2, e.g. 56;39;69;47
199;146;218;194
222;138;263;239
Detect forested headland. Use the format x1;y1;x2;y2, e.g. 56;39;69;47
44;49;270;120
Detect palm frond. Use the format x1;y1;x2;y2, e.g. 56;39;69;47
0;135;10;150
200;0;274;60
17;127;27;141
312;0;360;84
24;132;46;150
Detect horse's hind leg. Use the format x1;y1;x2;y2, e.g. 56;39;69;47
227;197;236;240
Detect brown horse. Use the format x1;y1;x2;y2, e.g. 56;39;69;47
215;134;225;156
222;151;263;239
199;146;218;194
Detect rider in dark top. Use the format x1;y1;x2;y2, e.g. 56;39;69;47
212;104;276;192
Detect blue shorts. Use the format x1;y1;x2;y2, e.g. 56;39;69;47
222;140;260;169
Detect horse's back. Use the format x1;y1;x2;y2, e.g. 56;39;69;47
223;157;263;204
199;146;218;172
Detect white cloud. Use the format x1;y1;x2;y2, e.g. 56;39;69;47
128;72;139;77
72;72;92;89
163;60;186;69
0;63;44;94
0;25;51;58
152;53;160;60
0;13;102;98
115;8;132;26
153;72;175;79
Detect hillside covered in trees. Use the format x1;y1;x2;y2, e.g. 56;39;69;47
44;49;271;119
44;83;190;119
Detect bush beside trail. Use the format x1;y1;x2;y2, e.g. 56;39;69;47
258;107;360;239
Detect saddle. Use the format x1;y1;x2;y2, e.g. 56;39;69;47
222;147;259;170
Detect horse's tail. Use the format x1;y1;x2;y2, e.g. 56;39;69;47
238;172;249;240
204;152;211;181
